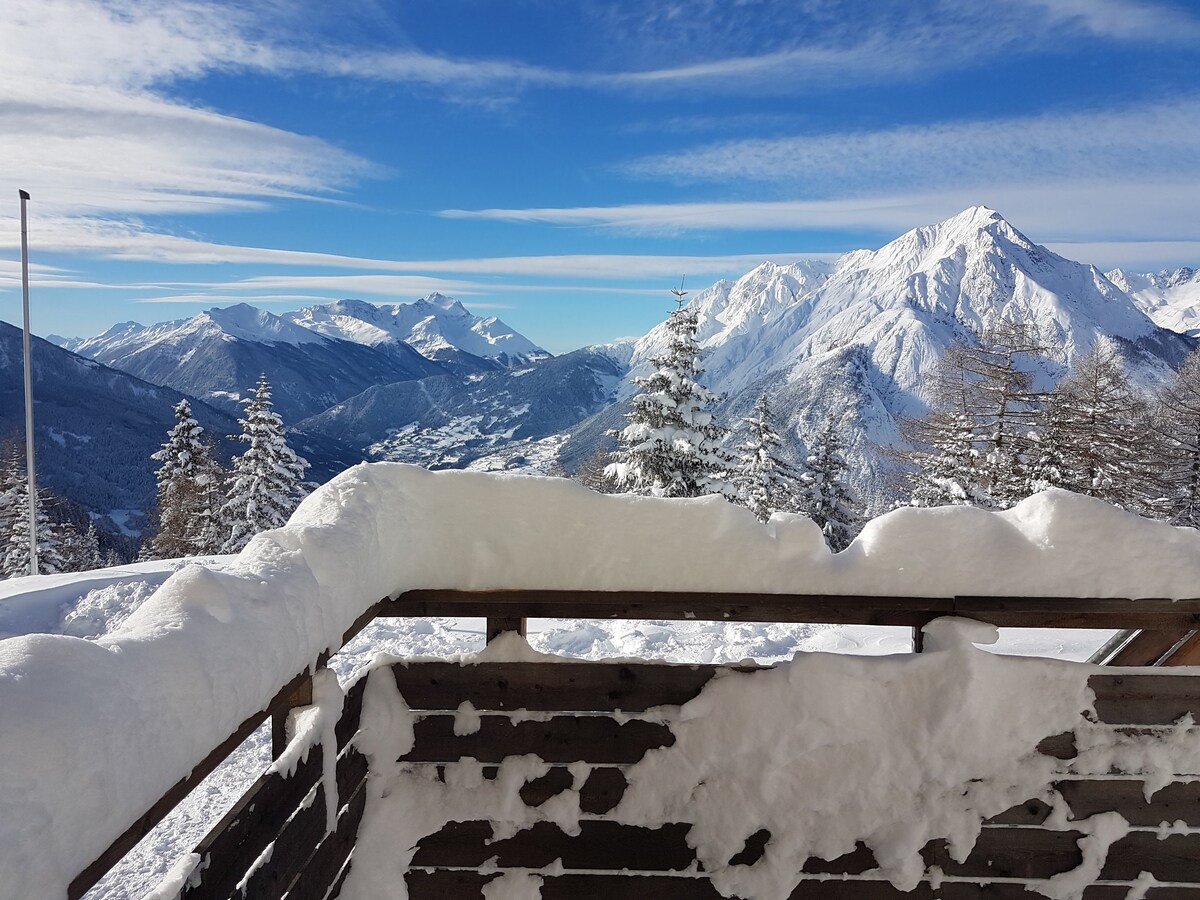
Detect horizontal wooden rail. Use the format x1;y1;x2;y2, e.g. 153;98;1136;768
388;589;1200;629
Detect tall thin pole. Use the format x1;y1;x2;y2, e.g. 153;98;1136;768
18;189;38;575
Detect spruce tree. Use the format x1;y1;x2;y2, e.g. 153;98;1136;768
796;419;861;551
220;376;310;553
732;393;799;522
606;300;734;498
2;481;66;577
149;399;212;559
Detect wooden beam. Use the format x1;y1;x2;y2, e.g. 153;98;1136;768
486;616;527;642
272;671;314;759
389;590;1200;629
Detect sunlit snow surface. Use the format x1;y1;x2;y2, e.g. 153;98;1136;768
0;575;1107;898
9;466;1199;899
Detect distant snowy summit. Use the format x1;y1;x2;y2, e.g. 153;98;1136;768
284;294;549;369
1106;266;1200;337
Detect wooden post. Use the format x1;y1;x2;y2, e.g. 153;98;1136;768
486;617;527;644
912;626;924;653
272;671;315;759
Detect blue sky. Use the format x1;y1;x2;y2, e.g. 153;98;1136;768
1;0;1199;353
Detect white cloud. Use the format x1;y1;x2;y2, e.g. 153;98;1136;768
439;180;1200;252
625;98;1200;190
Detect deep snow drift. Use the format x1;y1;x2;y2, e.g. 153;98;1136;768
2;464;1199;899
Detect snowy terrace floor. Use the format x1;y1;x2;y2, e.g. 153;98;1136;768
5;465;1200;899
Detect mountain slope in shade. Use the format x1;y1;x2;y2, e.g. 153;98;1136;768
0;321;238;517
295;349;622;469
566;207;1194;509
1107;267;1200;338
284;294;549;370
71;304;447;422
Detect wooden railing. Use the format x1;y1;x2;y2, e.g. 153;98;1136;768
72;590;1200;899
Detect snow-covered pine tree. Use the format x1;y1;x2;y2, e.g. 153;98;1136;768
1151;349;1200;526
796;419;861;551
0;446;21;555
189;445;228;555
2;480;67;577
1037;340;1150;509
149;399;210;560
732;392;799;522
60;520;104;573
606;301;734;498
220;376;310;553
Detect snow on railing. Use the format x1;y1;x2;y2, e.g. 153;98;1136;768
2;463;1200;899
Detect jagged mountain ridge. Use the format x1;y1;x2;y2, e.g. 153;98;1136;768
1107;267;1200;338
568;207;1195;509
71;304;449;422
283;295;549;370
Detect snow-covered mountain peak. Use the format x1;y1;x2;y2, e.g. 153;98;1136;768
283;294;548;367
420;292;468;314
1107;265;1200;338
200;304;328;345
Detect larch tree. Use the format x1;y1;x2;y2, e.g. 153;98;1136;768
903;321;1049;509
732;392;799;522
606;299;734;498
1037;340;1149;509
796;419;861;551
1151;348;1200;526
220;376;310;553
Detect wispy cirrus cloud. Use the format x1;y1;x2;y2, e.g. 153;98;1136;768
623;98;1200;190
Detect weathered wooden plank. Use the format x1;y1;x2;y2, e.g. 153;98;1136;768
390;661;758;712
404;870;727;899
389;590;1200;628
402;871;1200;900
1102;831;1200;881
181;745;326;900
283;777;368;900
1092;673;1200;725
389;590;958;626
1106;629;1193;666
990;781;1200;827
1161;631;1200;666
182;672;369;900
273;673;316;759
411;820;697;870
69;667;312;900
235;748;368;899
404;715;675;764
71;598;386;900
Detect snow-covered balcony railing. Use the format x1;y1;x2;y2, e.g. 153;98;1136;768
4;464;1200;900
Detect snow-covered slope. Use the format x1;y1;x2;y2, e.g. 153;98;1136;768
72;304;447;421
1107;266;1200;338
284;294;549;370
568;208;1194;507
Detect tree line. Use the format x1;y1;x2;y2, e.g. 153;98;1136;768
899;322;1200;526
588;302;1200;552
0;375;309;579
590;300;862;551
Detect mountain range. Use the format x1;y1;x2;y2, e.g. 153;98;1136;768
20;206;1200;526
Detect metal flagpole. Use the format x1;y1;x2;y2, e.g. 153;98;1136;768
18;189;38;575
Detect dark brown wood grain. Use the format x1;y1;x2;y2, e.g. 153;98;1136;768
404;714;675;764
1092;673;1200;724
389;660;759;712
